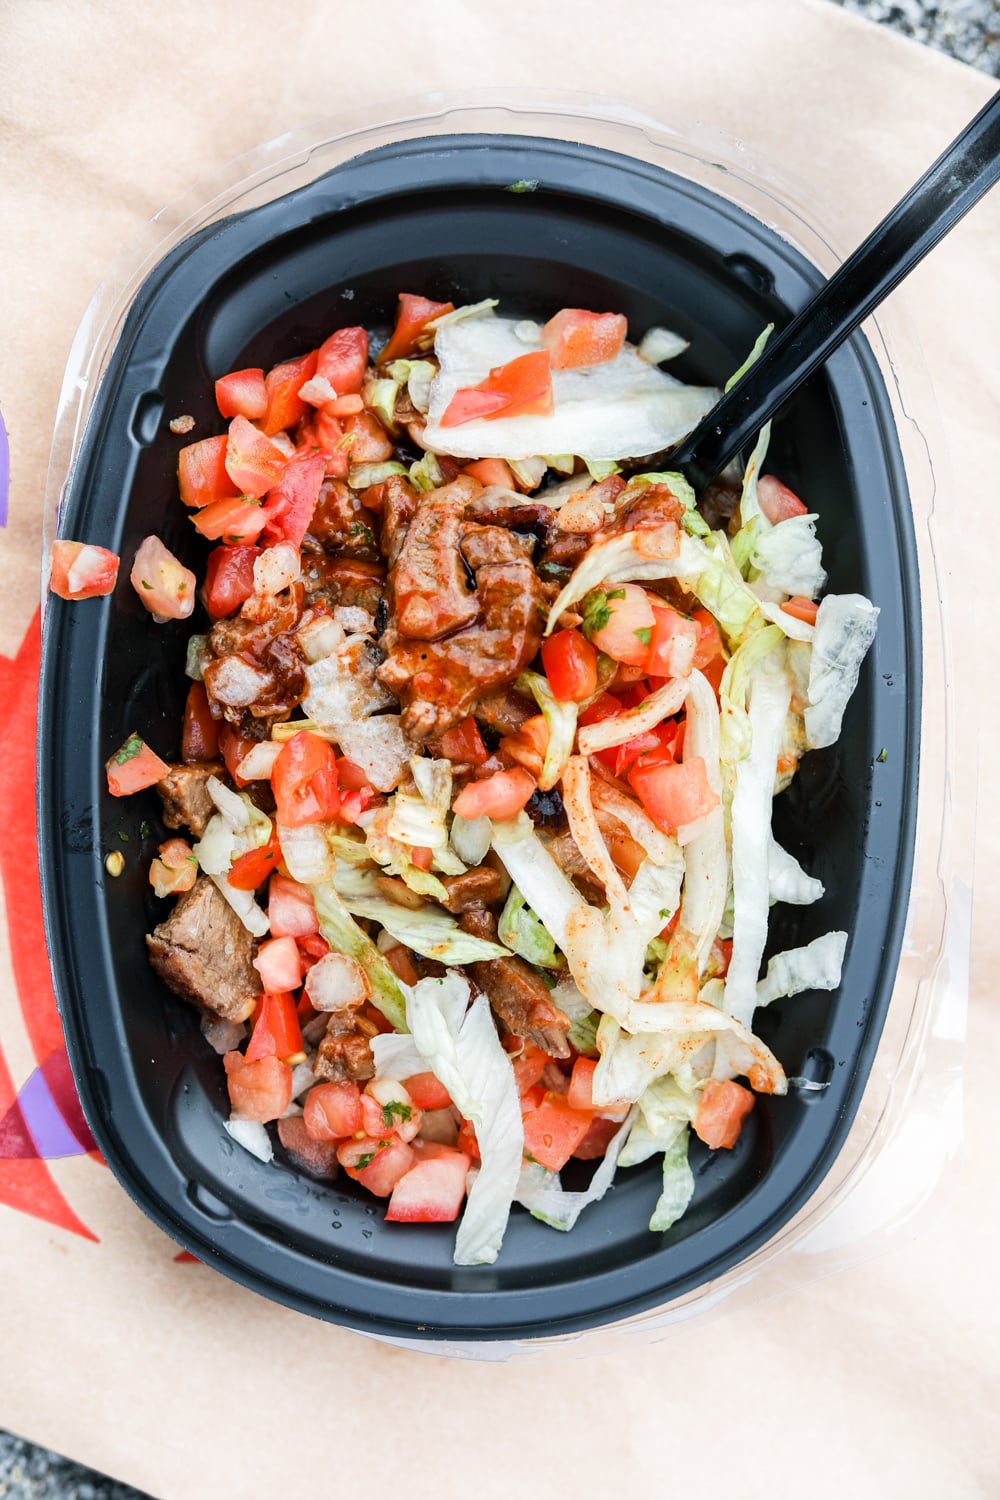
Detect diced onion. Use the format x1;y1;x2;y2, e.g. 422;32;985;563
253;543;300;596
236;740;282;781
305;952;371;1012
450;813;493;865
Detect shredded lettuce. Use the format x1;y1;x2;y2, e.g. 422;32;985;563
619;1075;698;1168
311;881;409;1032
406;973;523;1265
725;325;774;393
332;863;508;964
724;655;792;1029
347;461;408;489
730;422;771;575
628;470;710;539
409;451;446;492
756;930;847;1007
637;327;690;364
498;884;564;968
515;1107;636;1231
276;821;335;884
751;514;827;599
804;594;880;749
649;1127;696;1232
768;836;824;905
516;670;578;791
210;875;270;938
385;760;466;877
718;624;784;778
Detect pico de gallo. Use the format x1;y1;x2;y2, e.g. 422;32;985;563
54;293;877;1264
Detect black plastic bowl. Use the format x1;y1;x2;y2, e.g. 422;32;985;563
37;134;919;1341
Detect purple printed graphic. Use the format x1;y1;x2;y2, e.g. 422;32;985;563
0;405;7;527
0;1051;97;1160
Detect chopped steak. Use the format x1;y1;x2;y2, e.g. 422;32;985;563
146;876;261;1023
156;762;223;837
305;478;380;560
299;553;386;615
313;1010;377;1084
379;474;419;567
537;530;589;574
439;866;505;914
473;684;536;736
460;911;571;1058
390;476;482;640
208;583;304;661
463;492;556;534
544;829;606;904
379;517;545;742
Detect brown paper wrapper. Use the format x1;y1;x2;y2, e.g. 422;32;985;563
1;2;997;1494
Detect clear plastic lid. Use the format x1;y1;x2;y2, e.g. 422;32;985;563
42;91;972;1356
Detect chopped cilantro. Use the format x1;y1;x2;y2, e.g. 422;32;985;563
381;1099;413;1129
634;626;652;647
582;591;610;638
877;748;888;763
355;1151;375;1170
141;580;153;590
117;830;129;842
113;733;144;765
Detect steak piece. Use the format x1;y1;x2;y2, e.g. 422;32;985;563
313;1011;377;1084
439;866;504;914
380;521;545;742
146;876;261;1023
473;684;536;736
156;762;223;837
390;476;482;640
379;474;419;568
460;910;571;1058
306;478;380;561
300;553;386;615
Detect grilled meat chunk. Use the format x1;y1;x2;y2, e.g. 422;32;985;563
379;516;545;742
306;478;380;561
379;474;420;568
390;476;482;640
439;866;505;914
156;761;224;838
299;553;386;615
313;1011;378;1084
146;876;261;1023
459;911;571;1058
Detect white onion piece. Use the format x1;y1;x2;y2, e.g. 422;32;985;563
299;374;337;406
298;615;345;663
206;775;251;830
253;543;300;596
290;1060;317;1099
224;1117;273;1162
236;740;282;782
637;326;690;364
268;431;297;458
450;812;493;865
276;821;334;884
200;1015;246;1054
305;952;371;1012
205;655;273;708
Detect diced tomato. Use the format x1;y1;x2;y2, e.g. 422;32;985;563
520;1083;546;1115
757;474;809;524
336;1138;415;1196
645;602;698;679
177;435;239;509
456;1118;480;1162
439;716;488;767
182;681;220;762
522;1094;595;1171
693;1078;755;1149
276;1116;340;1179
383;943;419;986
130;535;196;619
252;937;303;999
225;415;288;498
541;627;598;703
298;932;330;960
511;1042;549;1094
223;1051;292;1123
691;607;725;671
217;724;257;788
701;653;726;698
378;293;454;364
499;715;548;779
578;691;622;728
571;1116;622;1160
304;1081;363;1141
342;410;393;463
782;595;819;626
705;937;733;980
148;838;197;899
385;1151;470;1223
49;541;120;601
271;730;340;827
228;831;282;890
567;1056;597;1112
258;451;326;548
587;583;655;666
452;767;536;822
461;458;516;489
628;755;719;834
316;326;368;396
337;758;374;793
244;990;303;1065
260;350;318;437
105;733;170;797
441;351;553;428
360;1093;389;1137
203;543;260;618
403;1072;452;1111
267;873;320;938
409;845;433;873
191;494;268;545
339;787;375;826
215;367;267;420
541;308;627;370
